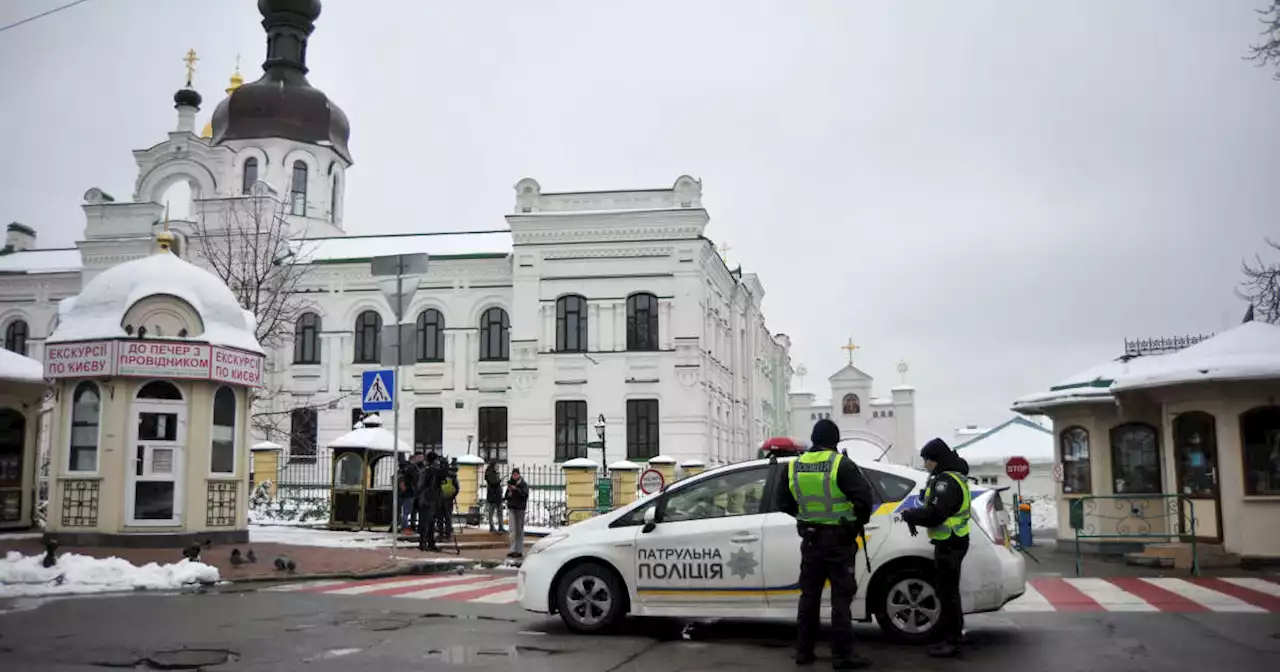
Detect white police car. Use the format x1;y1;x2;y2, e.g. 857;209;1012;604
517;453;1026;643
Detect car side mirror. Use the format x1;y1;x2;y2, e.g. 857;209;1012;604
641;506;658;534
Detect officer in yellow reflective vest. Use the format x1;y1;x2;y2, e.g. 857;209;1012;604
901;438;972;658
776;419;874;670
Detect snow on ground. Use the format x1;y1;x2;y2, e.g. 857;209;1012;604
1028;497;1058;531
0;551;218;597
249;525;400;548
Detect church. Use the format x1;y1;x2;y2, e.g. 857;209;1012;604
787;341;917;467
0;1;794;469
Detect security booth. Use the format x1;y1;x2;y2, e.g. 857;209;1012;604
0;349;48;530
328;414;410;531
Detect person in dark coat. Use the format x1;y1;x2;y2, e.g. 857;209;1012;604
484;461;505;533
416;450;445;552
504;468;530;557
901;438;973;658
775;418;875;670
436;462;460;540
398;451;424;535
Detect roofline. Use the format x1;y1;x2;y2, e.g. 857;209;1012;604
953;416;1051;451
307;252;510;265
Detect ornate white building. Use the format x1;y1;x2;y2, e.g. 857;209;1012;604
0;0;793;469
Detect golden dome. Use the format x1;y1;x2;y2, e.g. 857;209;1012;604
201;58;244;140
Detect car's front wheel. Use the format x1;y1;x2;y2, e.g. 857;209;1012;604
872;566;943;644
555;562;625;634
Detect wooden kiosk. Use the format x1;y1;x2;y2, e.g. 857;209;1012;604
328;414;410;531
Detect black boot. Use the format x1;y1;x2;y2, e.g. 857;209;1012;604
927;642;960;658
793;650;816;666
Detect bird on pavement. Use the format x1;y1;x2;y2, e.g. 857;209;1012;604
285;557;297;572
230;549;247;567
274;556;287;571
246;549;258;564
182;544;202;562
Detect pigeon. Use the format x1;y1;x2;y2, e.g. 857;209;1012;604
203;539;213;549
183;543;202;562
230;549;247;567
285;557;297;572
41;539;59;569
246;549;258;564
274;556;287;571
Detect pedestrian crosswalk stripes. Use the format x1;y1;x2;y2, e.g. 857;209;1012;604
263;574;1280;613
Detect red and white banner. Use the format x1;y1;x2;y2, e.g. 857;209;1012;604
43;339;264;387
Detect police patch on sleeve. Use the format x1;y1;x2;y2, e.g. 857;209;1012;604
935;479;948;493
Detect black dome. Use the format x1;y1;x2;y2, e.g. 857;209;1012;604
210;0;351;163
173;87;202;109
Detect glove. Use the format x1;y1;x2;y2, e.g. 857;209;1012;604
907;521;919;537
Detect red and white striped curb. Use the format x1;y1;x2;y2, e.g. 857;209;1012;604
264;574;1280;613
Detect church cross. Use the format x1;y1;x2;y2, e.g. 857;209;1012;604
183;48;199;86
841;338;860;366
719;241;732;266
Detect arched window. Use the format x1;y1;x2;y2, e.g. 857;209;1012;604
69;382;101;472
3;319;28;356
415;309;445;362
137;380;183;400
556;294;587;353
1240;406;1280;496
242;157;258;194
211;387;237;474
1059;426;1091;494
1110;423;1161;494
479;307;509;361
626;293;659;351
330;174;339;223
293;312;321;364
353;310;382;363
290;160;308;216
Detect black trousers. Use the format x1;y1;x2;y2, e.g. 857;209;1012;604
934;537;969;643
417;497;439;549
796;525;859;659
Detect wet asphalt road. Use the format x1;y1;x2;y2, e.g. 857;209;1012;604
0;581;1277;671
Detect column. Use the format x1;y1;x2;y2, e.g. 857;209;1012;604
648;455;676;487
543;303;554;350
562;458;599;524
609;460;641;508
454;454;484;515
660;301;672;350
614;301;625;351
587;303;599;352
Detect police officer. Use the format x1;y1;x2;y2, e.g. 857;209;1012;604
901;438;972;658
776;419;874;670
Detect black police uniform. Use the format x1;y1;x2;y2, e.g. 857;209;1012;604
775;419;875;670
416;453;445;552
901;438;971;657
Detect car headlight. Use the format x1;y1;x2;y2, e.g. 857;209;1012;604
529;533;569;555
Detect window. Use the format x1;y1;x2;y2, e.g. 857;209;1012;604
626;399;660;460
353;310;381;363
860;468;917;505
293;312;321;364
0;410;24;493
330;174;338;223
478;407;508;463
663;465;771;522
68;382;100;472
211;387;236;474
242;157;258;194
414;407;443;453
1241;406;1280;496
289;408;317;462
138;380;182;400
4;320;28;356
554;400;588;461
555;295;587;352
290;161;308;216
842;394;861;415
626;293;659;351
415;309;445;362
479;307;509;361
1110;423;1161;494
1059;426;1091;494
1173;411;1218;498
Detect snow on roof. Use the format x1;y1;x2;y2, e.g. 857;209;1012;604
954;417;1054;466
328;423;412;453
47;250;263;355
1012;351;1176;412
294;230;512;264
0;348;47;385
1111;321;1280;391
0;248;82;274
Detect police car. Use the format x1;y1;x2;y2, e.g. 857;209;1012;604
517;440;1026;643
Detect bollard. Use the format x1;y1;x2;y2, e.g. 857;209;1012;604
1017;501;1033;547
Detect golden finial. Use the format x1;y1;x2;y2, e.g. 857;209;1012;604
840;338;860;366
183;48;199;87
226;54;244;94
157;205;175;253
718;241;732;266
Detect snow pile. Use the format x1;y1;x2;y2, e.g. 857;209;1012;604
1112;321;1280;391
0;551;219;597
250;525;395;548
1027;496;1059;531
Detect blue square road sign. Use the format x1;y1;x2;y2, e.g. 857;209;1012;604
361;369;395;412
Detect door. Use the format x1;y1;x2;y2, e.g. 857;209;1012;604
128;401;185;526
0;409;25;526
1172;412;1223;543
634;464;772;612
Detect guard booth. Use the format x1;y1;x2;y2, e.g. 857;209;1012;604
328;414;410;531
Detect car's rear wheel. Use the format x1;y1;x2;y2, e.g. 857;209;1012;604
873;566;943;644
555;562;625;634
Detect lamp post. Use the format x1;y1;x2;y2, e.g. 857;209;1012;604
466;433;474;457
594;414;607;466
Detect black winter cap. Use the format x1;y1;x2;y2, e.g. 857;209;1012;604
920;437;952;462
810;418;842;449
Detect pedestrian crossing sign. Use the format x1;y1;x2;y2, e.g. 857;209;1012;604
361;369;395;412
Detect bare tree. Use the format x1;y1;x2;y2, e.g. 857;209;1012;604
1247;1;1280;80
1237;239;1280;324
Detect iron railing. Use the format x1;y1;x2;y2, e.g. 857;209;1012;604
1069;494;1199;576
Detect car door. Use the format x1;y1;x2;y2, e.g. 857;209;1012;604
634;465;772;613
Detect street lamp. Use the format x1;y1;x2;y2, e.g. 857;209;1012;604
466;433;474;456
594;414;606;465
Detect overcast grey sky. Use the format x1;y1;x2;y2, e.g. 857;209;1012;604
2;0;1278;445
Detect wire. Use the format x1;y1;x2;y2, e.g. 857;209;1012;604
0;0;92;34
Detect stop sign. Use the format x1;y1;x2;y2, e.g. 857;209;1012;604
1005;456;1031;481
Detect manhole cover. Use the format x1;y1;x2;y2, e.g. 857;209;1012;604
145;649;237;670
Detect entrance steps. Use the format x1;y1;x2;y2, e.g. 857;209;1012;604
1124;542;1241;570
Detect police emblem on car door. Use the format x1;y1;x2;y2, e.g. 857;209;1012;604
634;466;771;610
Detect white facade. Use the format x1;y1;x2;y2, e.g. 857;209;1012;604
0;92;793;472
787;363;917;467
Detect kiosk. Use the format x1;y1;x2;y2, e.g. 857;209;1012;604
328;414;410;531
